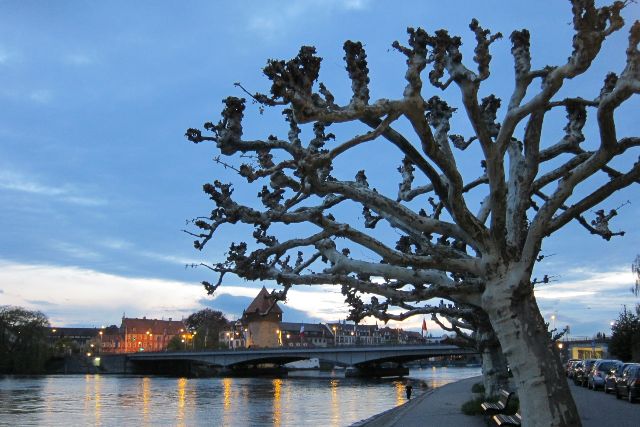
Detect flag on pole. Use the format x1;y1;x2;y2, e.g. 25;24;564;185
299;324;305;336
421;318;427;337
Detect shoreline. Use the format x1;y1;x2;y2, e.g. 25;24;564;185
350;375;484;427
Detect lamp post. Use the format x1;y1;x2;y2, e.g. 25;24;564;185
332;326;337;347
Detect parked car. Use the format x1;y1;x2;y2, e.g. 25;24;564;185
572;361;585;385
604;362;631;394
566;359;580;378
575;359;596;387
588;359;622;390
615;363;640;402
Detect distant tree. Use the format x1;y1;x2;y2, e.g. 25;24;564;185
0;306;51;374
633;254;640;295
185;308;229;349
610;304;640;361
186;2;638;425
166;335;184;352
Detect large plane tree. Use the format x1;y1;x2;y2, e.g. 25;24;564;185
185;1;639;425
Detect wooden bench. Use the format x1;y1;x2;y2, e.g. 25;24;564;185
493;412;521;426
481;389;514;416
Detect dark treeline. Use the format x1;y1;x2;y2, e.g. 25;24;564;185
0;306;51;374
610;304;640;362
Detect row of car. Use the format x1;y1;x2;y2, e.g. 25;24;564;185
566;358;640;402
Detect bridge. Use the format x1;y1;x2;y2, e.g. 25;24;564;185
123;344;477;377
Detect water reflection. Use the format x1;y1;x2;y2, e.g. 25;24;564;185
177;377;187;427
272;378;282;426
330;379;340;427
94;375;102;426
222;377;233;427
142;376;150;424
0;367;480;427
394;379;405;406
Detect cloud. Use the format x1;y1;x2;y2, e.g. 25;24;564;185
535;265;633;304
100;239;133;250
246;0;371;39
29;89;53;104
139;250;205;266
65;53;97;66
0;261;346;327
0;260;205;326
0;169;106;206
50;241;102;261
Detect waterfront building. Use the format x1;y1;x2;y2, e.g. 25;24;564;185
218;320;246;349
48;327;100;354
99;317;186;354
378;326;413;344
279;322;333;347
241;286;283;348
328;322;386;346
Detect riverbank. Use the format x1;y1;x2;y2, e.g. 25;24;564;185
352;376;484;427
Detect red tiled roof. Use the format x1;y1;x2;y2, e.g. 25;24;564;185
244;286;283;315
121;318;185;335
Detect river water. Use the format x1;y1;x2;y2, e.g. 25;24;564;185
0;367;480;427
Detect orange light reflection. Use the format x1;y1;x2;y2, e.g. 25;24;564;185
272;378;282;426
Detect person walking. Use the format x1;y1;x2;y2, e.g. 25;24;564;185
405;379;413;400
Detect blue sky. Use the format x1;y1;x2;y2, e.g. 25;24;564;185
0;1;638;337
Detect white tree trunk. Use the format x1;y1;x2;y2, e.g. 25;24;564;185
484;276;580;427
481;339;510;398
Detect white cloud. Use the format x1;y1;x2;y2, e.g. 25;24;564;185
0;261;205;326
50;242;102;261
139;250;206;266
247;0;371;38
535;266;633;302
0;169;106;206
0;261;351;327
29;89;53;104
65;53;96;66
100;238;133;250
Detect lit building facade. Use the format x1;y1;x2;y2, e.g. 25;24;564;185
241;287;283;348
100;317;187;353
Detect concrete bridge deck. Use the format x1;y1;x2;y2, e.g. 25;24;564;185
127;344;476;368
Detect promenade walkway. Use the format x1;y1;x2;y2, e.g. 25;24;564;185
353;376;484;427
354;375;640;427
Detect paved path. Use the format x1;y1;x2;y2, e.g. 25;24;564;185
353;376;485;427
354;376;640;427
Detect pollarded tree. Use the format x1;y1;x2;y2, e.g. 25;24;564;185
185;2;639;426
431;306;510;398
352;295;510;397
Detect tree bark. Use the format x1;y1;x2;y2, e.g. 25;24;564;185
480;336;511;398
484;276;580;427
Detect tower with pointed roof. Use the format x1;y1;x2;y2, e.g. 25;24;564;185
241;286;283;348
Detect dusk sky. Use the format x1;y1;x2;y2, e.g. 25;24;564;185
0;1;638;337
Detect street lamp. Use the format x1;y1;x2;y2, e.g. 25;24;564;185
332;326;337;347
